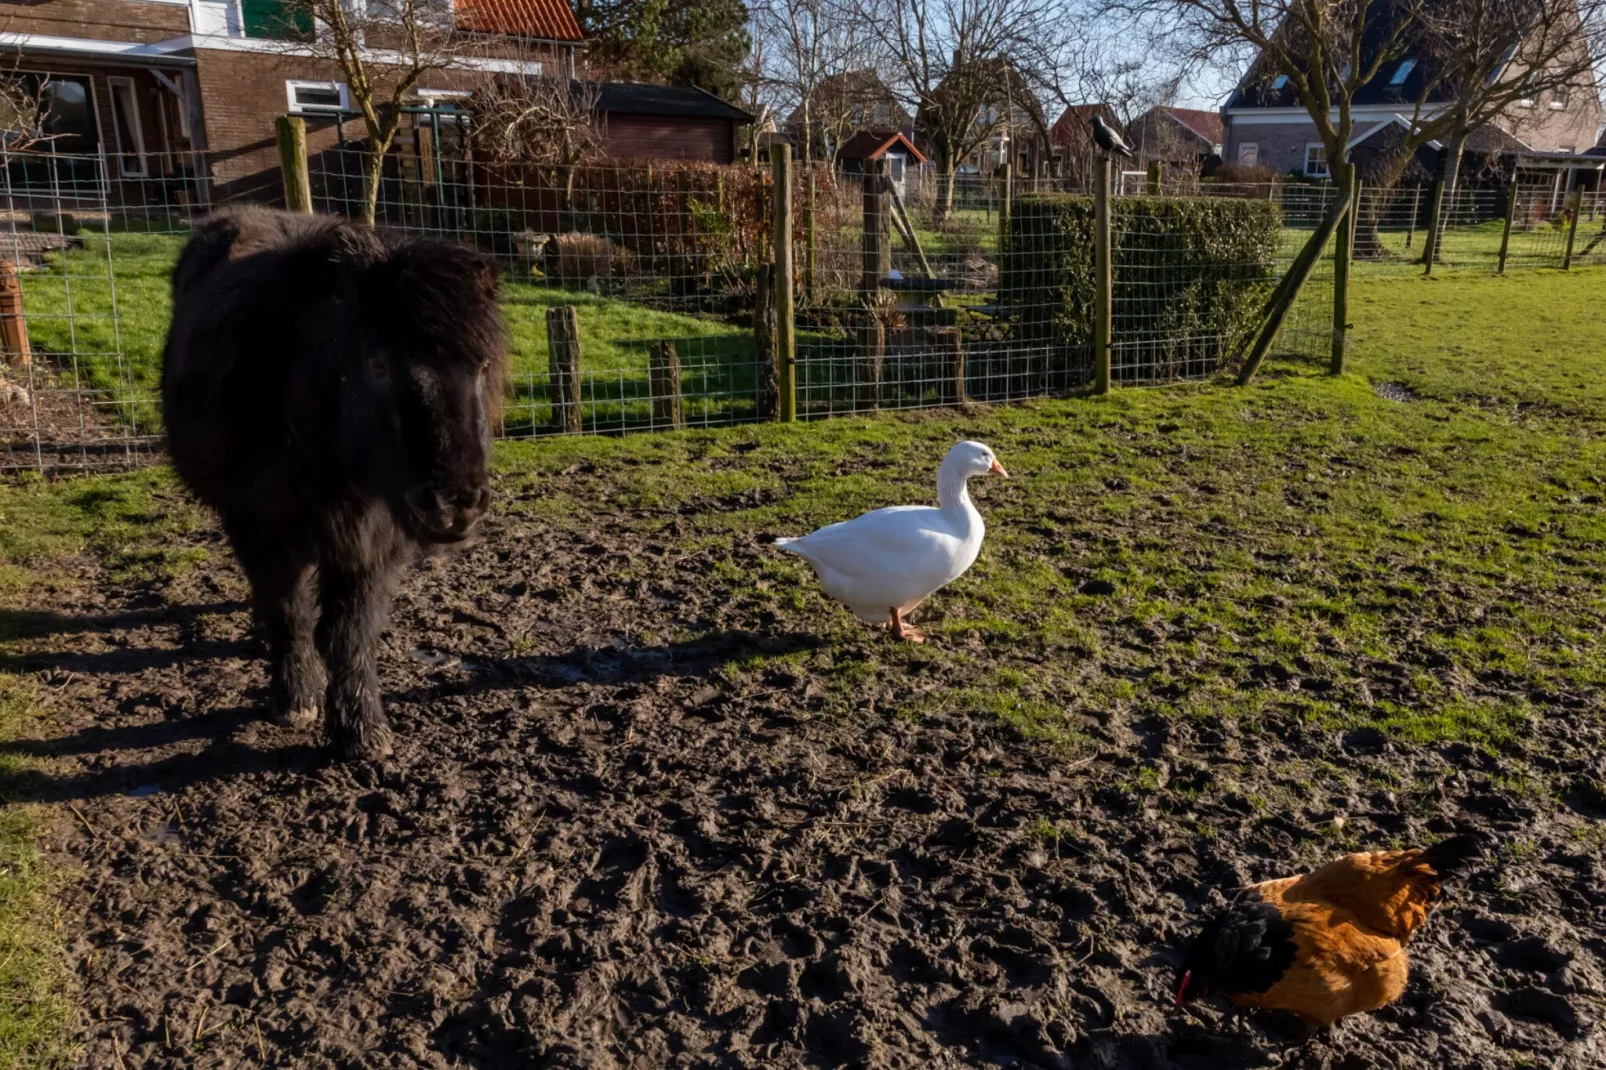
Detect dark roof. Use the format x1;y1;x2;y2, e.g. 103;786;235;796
1227;1;1456;109
592;83;753;123
1158;107;1224;145
456;0;583;41
835;130;929;164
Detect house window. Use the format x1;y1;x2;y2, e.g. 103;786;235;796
287;80;349;114
2;73;101;191
107;77;147;177
1304;143;1330;178
241;0;313;39
1238;142;1259;166
1551;86;1570;110
1560;144;1577;154
1390;58;1416;86
1270;75;1288;90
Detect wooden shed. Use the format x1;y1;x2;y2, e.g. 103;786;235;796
594;83;754;164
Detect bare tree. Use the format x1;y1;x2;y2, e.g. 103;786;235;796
1144;0;1423;175
474;74;602;207
752;0;882;165
0;69;56;152
860;0;1068;219
278;0;469;224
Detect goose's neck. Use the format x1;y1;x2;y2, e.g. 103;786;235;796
937;462;976;518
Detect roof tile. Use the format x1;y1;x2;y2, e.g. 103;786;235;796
456;0;583;42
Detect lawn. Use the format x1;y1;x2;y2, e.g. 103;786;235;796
0;266;1603;1064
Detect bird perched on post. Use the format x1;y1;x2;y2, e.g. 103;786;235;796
1173;834;1485;1029
1090;114;1135;160
773;441;1008;643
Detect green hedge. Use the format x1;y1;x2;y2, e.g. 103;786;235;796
1000;195;1282;381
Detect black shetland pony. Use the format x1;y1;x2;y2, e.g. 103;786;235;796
162;207;508;760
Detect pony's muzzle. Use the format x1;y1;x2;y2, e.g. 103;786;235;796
407;483;490;543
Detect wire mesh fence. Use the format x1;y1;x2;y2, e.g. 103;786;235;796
0;143;1598;474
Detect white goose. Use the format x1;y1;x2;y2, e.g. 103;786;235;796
775;441;1009;642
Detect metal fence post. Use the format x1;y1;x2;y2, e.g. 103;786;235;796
805;168;817;303
771;143;796;422
276;115;312;215
1093;155;1113;395
1497;177;1518;275
1563;189;1582;270
1331;162;1356;376
1404;186;1421;248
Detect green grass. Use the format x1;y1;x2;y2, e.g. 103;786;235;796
0;675;71;1067
1;266;1602;1048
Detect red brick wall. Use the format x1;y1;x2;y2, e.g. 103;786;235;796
601;116;735;164
0;0;191;43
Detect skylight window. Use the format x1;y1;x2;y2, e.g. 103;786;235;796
1271;74;1289;90
1390;58;1416;86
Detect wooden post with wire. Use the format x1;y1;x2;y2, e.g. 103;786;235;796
771;143;797;422
649;341;684;429
1093;155;1113;395
1238;188;1353;386
1497;177;1518;275
544;305;582;433
1331;162;1356;376
1562;188;1582;270
276;115;312;214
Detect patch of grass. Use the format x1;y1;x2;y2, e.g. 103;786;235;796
0;467;204;601
0;675;72;1067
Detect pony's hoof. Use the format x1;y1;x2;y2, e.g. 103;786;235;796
335;723;394;762
275;705;319;729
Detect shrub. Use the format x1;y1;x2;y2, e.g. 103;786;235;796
1000;194;1281;382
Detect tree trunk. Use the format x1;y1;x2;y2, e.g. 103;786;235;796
1421;123;1466;267
937;144;957;223
361;147;384;225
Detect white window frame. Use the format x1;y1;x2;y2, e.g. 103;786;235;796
1238;142;1259;165
106;76;148;178
1304;142;1330;178
286;79;350;114
1550;86;1570;110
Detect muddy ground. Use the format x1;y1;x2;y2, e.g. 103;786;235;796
6;459;1606;1070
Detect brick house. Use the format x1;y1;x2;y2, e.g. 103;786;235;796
1125;107;1224;174
1222;4;1604;185
0;0;583;205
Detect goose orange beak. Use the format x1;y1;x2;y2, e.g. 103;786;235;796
988;459;1010;478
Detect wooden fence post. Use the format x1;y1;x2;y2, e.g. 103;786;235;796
862;158;890;295
940;326;965;405
1093;155;1113;395
1562;189;1582;270
858;305;885;412
650;341;685;429
0;259;30;369
1420;175;1445;276
276;115;312;215
771;143;797;422
1331;162;1356;376
544;305;582;433
1238;189;1353;386
1497;177;1518;275
998;162;1011;258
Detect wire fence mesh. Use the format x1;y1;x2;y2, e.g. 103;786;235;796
0;143;1598;474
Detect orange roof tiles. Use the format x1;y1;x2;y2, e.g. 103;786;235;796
456;0;583;42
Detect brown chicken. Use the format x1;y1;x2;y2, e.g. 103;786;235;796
1173;834;1485;1027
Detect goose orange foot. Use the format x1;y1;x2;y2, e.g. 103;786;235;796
888;607;927;644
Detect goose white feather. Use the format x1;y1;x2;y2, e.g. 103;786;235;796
775;441;1008;638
